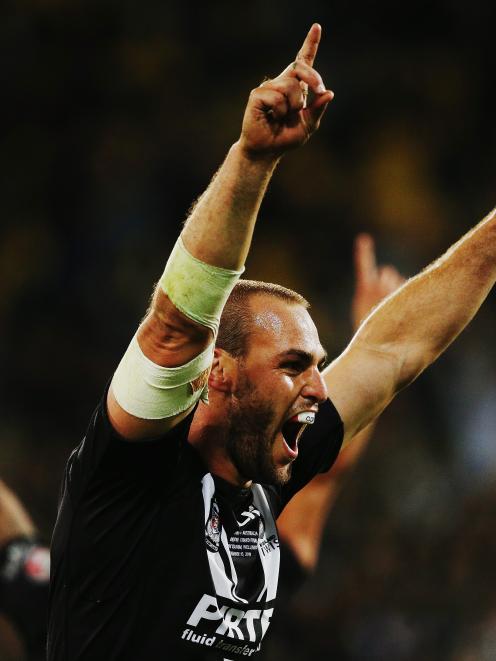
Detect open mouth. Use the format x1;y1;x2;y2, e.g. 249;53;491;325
281;420;306;452
281;412;316;453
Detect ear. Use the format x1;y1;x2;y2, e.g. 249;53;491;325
208;348;238;393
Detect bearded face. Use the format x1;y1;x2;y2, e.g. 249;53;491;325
225;372;293;486
202;297;327;487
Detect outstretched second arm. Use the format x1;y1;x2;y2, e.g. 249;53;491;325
325;206;496;445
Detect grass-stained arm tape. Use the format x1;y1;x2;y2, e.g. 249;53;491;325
160;235;244;334
111;333;214;419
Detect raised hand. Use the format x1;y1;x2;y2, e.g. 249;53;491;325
351;234;406;330
239;24;334;158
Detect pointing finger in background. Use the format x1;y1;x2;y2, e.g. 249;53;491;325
354;233;378;286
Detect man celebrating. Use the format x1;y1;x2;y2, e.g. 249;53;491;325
48;22;496;661
48;24;335;661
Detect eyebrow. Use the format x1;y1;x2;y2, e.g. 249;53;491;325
277;348;328;370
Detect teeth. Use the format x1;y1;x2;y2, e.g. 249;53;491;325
291;412;316;424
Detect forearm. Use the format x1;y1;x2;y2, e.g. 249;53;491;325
143;144;278;352
355;207;496;388
147;143;278;343
181;142;279;270
141;143;278;359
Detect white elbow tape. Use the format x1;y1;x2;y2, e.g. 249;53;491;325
159;235;244;334
111;333;214;419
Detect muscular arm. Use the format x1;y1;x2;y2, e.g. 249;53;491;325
326;206;496;445
278;235;404;570
108;24;333;440
107;146;282;438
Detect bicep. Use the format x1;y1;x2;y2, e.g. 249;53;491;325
107;290;213;441
323;339;401;446
138;290;213;367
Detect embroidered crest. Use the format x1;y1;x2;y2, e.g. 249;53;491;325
205;498;221;552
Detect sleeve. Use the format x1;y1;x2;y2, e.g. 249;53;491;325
64;383;196;506
279;397;344;507
0;536;50;659
277;539;311;600
51;387;198;610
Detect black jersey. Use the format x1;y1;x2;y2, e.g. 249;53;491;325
0;536;50;661
47;391;343;661
256;541;311;661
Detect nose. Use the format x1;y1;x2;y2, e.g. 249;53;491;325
301;367;328;404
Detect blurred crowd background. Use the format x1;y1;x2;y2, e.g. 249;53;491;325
1;0;496;659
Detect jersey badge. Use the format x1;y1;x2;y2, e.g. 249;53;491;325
205;498;221;552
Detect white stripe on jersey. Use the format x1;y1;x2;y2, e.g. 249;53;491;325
201;474;280;606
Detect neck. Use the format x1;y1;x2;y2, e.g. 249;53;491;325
188;402;252;488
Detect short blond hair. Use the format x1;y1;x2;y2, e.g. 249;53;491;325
216;280;309;357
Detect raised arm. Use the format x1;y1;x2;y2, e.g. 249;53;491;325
107;24;334;440
326;206;496;445
277;235;404;570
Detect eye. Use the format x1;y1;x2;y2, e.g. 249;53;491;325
281;361;304;374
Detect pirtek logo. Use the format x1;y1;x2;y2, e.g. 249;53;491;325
259;534;279;557
187;594;273;643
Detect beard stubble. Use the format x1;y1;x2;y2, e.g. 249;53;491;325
225;374;292;486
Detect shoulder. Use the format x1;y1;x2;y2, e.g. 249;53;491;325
64;384;199;503
296;398;344;470
280;398;344;506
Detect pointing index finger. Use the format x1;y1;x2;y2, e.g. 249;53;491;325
354;233;378;285
296;23;322;67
